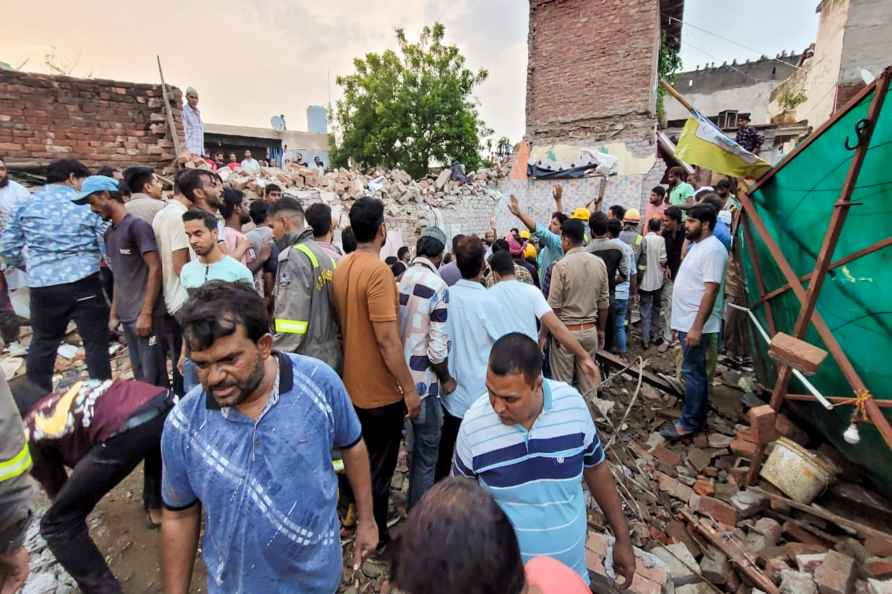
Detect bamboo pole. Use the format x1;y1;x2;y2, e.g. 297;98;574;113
156;56;182;158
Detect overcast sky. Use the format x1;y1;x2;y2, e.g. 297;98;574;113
6;1;818;143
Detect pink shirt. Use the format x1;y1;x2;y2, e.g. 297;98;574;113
645;202;667;226
524;557;590;594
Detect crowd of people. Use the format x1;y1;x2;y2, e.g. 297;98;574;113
0;151;743;594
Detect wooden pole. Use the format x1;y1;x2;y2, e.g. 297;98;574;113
756;236;892;305
156;56;182;158
769;67;891;411
660;80;695;113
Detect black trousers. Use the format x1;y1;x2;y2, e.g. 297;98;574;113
161;313;184;396
27;273;111;393
353;402;405;545
32;412;166;594
434;408;463;482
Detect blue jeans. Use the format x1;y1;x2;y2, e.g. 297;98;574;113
406;396;444;509
122;319;169;389
613;299;629;353
678;330;710;431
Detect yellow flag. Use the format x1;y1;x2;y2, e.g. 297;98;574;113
676;110;772;178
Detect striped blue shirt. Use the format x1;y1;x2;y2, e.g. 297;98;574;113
453;379;605;583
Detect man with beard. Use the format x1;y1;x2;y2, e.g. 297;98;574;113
79;177;167;391
0;159;30;353
219;188;255;267
268;197;341;371
662;204;727;441
160;282;378;594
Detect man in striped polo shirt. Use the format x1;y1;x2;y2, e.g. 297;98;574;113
453;333;635;587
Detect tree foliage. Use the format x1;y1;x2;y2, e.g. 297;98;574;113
330;24;490;179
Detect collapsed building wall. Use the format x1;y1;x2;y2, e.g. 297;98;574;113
0;70;183;169
507;0;672;224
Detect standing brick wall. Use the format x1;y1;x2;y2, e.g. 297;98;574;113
526;0;661;144
0;70;184;169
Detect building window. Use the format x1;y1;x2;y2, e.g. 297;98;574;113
717;110;739;129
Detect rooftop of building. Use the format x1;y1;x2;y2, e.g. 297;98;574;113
673;51;805;95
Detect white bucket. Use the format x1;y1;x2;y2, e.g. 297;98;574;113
760;437;838;504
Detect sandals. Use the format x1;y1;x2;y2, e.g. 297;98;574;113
145;508;162;529
659;422;698;443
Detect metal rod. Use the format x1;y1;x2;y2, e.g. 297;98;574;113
756;236;892;305
727;303;833;410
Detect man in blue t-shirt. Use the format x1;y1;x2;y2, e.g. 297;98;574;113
178;209;254;392
161;283;378;594
180;209;254;290
453;333;635;587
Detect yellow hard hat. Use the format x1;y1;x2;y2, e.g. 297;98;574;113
519;229;531;240
623;208;641;223
524;243;538;259
570;207;590;221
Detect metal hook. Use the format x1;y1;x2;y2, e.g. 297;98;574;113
844;119;871;151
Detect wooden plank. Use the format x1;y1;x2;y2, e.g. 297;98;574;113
750;487;892;542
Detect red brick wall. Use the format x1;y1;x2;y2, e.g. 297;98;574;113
526;0;661;143
0;70;184;169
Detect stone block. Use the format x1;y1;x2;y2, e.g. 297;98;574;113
677;584;713;594
658;472;695;503
753;518;782;546
864;558;892;580
782;570;818;594
708;433;734;449
783;521;828;546
694;478;715;497
652;544;699;586
694;496;738;527
731;432;759;459
866;537;892;558
748;405;779;444
769;332;828;375
767;559;792;583
730;490;768;519
814;551;856;594
700;545;732;585
867;579;892;594
687;448;712;473
796;554;827;574
653;444;683;467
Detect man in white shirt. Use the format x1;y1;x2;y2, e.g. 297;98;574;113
638;218;667;349
240;150;261;174
663;204;728;441
181;87;204;156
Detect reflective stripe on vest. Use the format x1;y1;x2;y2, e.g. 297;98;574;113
295;243;319;268
275;319;309;335
0;442;32;482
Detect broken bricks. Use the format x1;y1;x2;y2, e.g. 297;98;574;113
814;551;856;594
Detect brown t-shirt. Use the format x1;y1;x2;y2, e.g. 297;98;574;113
332;251;402;409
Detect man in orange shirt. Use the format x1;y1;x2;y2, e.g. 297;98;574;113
332;196;420;549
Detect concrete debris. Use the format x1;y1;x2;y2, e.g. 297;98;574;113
781;570;818;594
653;543;700;586
172;158;510;243
814;551;856;594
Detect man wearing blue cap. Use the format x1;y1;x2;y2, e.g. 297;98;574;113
0;161;112;392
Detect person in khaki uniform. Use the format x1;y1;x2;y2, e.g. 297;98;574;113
546;219;609;398
269;197;342;372
0;371;33;594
